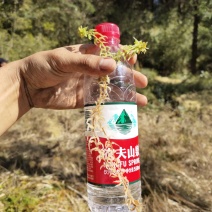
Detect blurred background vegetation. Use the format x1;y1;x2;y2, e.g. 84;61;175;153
0;0;211;76
0;1;212;212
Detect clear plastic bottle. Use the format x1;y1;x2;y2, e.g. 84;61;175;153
84;23;141;212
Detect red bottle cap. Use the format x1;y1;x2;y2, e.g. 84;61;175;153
95;22;120;40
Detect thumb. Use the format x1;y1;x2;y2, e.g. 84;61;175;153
50;48;117;76
73;54;117;76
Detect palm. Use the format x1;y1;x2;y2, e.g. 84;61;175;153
22;46;91;109
31;72;84;109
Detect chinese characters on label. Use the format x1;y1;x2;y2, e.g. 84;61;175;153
86;137;141;185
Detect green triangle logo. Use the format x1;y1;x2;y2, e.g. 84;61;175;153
116;109;132;124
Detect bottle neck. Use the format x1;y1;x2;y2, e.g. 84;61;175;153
101;37;120;54
102;37;120;47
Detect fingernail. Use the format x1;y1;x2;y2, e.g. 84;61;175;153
99;58;116;72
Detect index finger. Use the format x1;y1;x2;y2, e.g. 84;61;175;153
127;54;137;65
133;70;148;88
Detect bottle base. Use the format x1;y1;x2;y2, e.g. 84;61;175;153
89;204;134;212
87;181;141;212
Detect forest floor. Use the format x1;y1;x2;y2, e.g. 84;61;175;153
0;74;211;212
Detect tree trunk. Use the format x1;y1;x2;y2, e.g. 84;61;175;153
191;0;200;74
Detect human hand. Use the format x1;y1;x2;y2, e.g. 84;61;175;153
21;44;147;109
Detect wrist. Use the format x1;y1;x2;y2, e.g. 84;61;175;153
0;60;31;135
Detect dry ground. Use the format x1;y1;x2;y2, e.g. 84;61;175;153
0;90;211;212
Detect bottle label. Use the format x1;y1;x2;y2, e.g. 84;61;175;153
85;102;141;185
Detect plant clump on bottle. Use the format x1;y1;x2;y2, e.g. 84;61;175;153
79;26;147;212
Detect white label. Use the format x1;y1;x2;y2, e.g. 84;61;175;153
85;103;138;139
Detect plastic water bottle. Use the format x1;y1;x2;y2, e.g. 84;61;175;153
84;23;141;212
